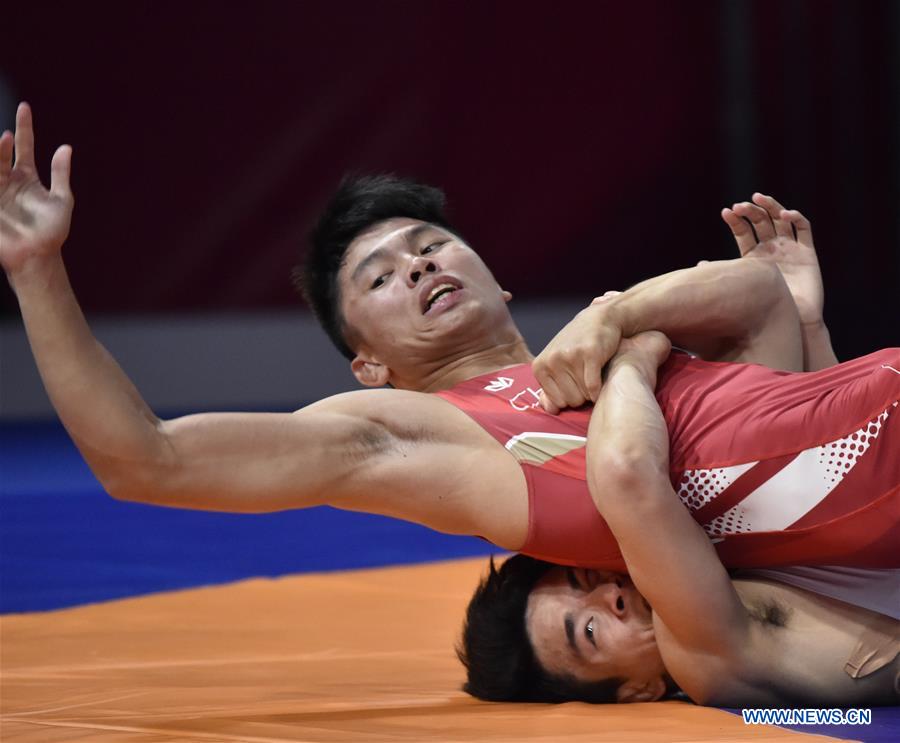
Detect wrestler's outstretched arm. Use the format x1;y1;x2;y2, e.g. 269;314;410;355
723;193;838;371
0;104;368;511
584;334;768;705
0;104;504;540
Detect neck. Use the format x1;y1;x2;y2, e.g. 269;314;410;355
393;335;533;393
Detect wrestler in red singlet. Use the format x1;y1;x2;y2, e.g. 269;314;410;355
436;349;900;571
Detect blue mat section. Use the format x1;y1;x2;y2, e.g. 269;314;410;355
0;419;501;613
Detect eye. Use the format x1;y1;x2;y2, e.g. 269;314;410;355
585;616;595;643
421;241;444;255
370;273;389;289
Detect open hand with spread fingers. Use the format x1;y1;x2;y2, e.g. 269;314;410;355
721;193;824;327
0;103;74;279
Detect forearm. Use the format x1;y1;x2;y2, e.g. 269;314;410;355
586;346;749;651
9;256;170;491
604;258;801;368
585;352;685;602
801;319;838;370
585;357;669;507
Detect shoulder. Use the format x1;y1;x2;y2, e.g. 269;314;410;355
299;388;491;444
299;389;529;548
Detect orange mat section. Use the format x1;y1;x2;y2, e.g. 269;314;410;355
2;558;845;742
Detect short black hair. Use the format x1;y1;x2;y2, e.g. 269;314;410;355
294;173;460;360
457;555;625;703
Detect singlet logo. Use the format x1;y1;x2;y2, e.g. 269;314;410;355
509;387;543;411
483;374;543;411
484;376;515;392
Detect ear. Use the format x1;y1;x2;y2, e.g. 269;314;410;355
500;288;513;303
615;676;667;703
351;355;391;388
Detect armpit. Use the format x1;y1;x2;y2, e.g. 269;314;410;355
339;418;396;465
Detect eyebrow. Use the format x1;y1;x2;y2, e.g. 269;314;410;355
350;223;441;282
351;246;389;283
564;613;582;657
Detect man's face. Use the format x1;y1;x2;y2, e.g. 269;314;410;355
525;567;665;698
338;218;514;380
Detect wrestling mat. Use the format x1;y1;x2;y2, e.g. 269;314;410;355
0;558;874;743
2;421;898;741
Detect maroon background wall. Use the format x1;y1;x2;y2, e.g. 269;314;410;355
3;1;898;359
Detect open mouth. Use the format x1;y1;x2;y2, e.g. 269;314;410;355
422;282;461;314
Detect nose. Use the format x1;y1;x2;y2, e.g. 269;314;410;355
407;255;438;285
588;581;627;618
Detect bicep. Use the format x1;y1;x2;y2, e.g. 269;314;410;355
117;398;387;512
620;259;804;371
115;386;526;547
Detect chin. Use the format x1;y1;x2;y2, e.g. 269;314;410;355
427;300;487;338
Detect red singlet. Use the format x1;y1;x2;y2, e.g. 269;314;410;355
435;349;900;570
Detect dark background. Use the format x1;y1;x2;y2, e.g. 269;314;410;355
1;0;898;617
2;0;898;357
